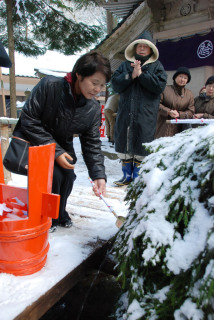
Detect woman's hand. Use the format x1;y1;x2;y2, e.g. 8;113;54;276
56;152;75;169
131;60;142;79
193;113;204;119
168;110;180;118
92;179;106;197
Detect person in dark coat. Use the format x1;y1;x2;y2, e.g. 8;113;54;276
12;52;111;232
111;31;167;186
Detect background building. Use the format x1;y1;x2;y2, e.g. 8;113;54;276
97;0;214;96
0;74;39;117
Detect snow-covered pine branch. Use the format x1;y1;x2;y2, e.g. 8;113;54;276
113;124;214;320
15;0;26;18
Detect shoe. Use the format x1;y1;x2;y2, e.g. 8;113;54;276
133;160;142;180
114;177;133;186
49;225;57;233
114;159;133;186
59;219;73;228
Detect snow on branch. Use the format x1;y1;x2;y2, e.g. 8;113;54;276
15;0;26;18
113;125;214;320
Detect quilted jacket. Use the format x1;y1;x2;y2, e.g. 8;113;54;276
15;75;106;181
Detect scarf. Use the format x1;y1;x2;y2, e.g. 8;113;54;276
64;72;77;101
134;52;153;64
173;81;185;96
199;92;213;101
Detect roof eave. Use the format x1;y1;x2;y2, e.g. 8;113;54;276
94;1;152;60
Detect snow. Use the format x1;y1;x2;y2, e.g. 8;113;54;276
2;50;80;77
0;203;12;216
0;136;127;320
174;299;204;320
165;201;212;274
126;299;146;320
153;285;171;303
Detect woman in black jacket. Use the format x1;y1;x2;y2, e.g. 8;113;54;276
13;52;111;232
111;31;167;186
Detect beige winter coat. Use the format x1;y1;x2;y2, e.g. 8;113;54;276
104;94;119;113
155;85;195;138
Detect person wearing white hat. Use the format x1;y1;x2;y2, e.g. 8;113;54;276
111;31;167;186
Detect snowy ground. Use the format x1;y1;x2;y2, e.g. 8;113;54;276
0;137;128;320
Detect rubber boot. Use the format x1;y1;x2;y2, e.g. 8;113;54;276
133;160;142;180
114;159;133;186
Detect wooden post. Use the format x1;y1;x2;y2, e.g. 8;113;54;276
0;118;18;183
0;123;11;184
0;67;7;116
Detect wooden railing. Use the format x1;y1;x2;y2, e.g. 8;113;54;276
0;117;18;183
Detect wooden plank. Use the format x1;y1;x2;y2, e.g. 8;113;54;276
101;0;142;18
13;240;112;320
0;118;18;125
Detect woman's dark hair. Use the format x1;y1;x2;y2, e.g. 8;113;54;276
72;52;111;83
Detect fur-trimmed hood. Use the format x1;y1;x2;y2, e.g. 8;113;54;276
125;31;159;65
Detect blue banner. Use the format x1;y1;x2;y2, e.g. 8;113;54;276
156;30;214;70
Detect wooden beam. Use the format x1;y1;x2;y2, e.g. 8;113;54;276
0;117;18;124
100;0;143;18
153;20;214;40
13;240;113;320
113;52;126;61
107;10;114;34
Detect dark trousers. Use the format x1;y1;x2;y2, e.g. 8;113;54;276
51;163;76;226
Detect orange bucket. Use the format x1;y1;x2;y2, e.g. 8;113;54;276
0;220;51;275
0;143;60;276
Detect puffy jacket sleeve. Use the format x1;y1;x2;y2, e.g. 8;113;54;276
159;91;170;117
137;61;167;95
18;76;65;158
111;62;134;93
203;112;214;119
79;107;106;181
195;96;214;119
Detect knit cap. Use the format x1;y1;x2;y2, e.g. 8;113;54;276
205;76;214;86
173;67;191;83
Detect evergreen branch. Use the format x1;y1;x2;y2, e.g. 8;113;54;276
112;126;214;319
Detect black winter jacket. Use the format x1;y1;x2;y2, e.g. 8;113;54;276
15;75;106;181
111;60;167;156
